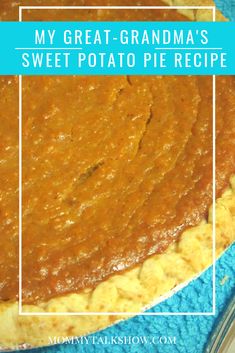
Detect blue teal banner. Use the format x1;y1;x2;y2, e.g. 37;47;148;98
1;21;235;75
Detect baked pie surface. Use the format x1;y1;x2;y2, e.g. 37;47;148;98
0;0;234;349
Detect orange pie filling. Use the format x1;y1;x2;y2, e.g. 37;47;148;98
0;2;235;305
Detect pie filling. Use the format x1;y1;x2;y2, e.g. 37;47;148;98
0;2;235;304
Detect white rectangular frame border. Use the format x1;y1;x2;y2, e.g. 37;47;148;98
18;5;216;316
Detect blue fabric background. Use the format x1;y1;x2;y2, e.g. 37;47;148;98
11;2;235;352
215;0;235;20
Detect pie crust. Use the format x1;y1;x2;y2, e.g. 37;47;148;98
0;0;234;349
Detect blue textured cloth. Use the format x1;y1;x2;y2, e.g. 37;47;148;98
215;0;235;20
12;2;235;353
